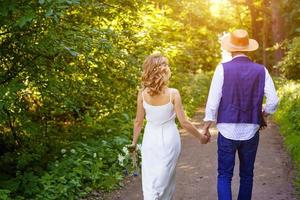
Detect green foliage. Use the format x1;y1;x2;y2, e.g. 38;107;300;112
274;80;300;193
33;137;127;200
0;189;11;200
0;110;138;199
282;0;300;38
279;37;300;80
0;0;217;199
171;71;212;117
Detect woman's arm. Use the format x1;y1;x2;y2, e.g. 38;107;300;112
131;90;145;147
173;89;208;144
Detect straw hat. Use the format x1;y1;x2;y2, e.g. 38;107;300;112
221;29;259;52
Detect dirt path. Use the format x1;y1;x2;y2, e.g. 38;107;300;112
106;107;297;200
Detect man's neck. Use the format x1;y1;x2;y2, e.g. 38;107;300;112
231;52;246;57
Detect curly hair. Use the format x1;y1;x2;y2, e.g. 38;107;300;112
141;53;170;96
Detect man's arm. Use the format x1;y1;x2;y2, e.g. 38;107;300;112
263;68;279;115
203;64;224;137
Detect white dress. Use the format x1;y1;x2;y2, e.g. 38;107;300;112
141;89;181;200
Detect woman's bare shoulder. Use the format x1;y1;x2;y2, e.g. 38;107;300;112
169;88;180;96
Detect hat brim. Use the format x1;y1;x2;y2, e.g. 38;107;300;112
221;34;259;52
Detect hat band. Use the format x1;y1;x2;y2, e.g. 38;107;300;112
230;33;249;47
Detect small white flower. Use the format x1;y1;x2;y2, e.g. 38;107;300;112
118;154;125;166
70;149;76;154
93;153;97;158
137;144;142;151
61;149;66;154
122;146;129;155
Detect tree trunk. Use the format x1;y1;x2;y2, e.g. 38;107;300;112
245;0;260;41
271;0;284;65
262;0;270;67
3;107;20;147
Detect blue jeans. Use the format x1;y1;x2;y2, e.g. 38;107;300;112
217;132;259;200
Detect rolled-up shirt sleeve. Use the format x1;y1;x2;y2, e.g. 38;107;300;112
263;68;279;114
204;64;224;122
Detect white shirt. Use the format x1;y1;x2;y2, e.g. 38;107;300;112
204;55;279;140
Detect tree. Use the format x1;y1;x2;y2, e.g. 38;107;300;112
271;0;285;64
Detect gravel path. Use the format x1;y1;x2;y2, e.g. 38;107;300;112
104;107;297;200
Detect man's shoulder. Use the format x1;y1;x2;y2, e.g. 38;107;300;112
251;60;266;68
222;59;265;70
252;62;266;74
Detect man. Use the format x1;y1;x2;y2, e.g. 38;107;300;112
203;29;279;200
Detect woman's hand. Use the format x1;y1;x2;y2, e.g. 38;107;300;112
128;144;137;153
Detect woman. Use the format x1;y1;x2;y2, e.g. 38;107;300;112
129;53;209;200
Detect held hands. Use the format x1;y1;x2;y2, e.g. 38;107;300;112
198;128;211;144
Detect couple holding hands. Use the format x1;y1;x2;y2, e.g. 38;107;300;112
128;29;279;200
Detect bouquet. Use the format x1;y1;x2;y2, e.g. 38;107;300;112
118;144;142;177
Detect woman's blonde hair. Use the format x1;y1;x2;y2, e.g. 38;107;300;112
141;53;170;96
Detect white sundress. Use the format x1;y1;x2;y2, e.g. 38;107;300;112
141;89;181;200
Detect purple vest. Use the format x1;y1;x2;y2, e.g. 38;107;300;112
217;56;265;125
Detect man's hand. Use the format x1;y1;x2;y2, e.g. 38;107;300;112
263;111;270;118
198;132;209;144
199;128;211;144
202;128;211;143
202;121;213;143
260;111;269;130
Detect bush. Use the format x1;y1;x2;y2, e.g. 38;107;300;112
0;109;141;199
274;80;300;193
171;71;212;117
1;135;135;199
279;37;300;80
0;189;11;200
0;0;216;199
